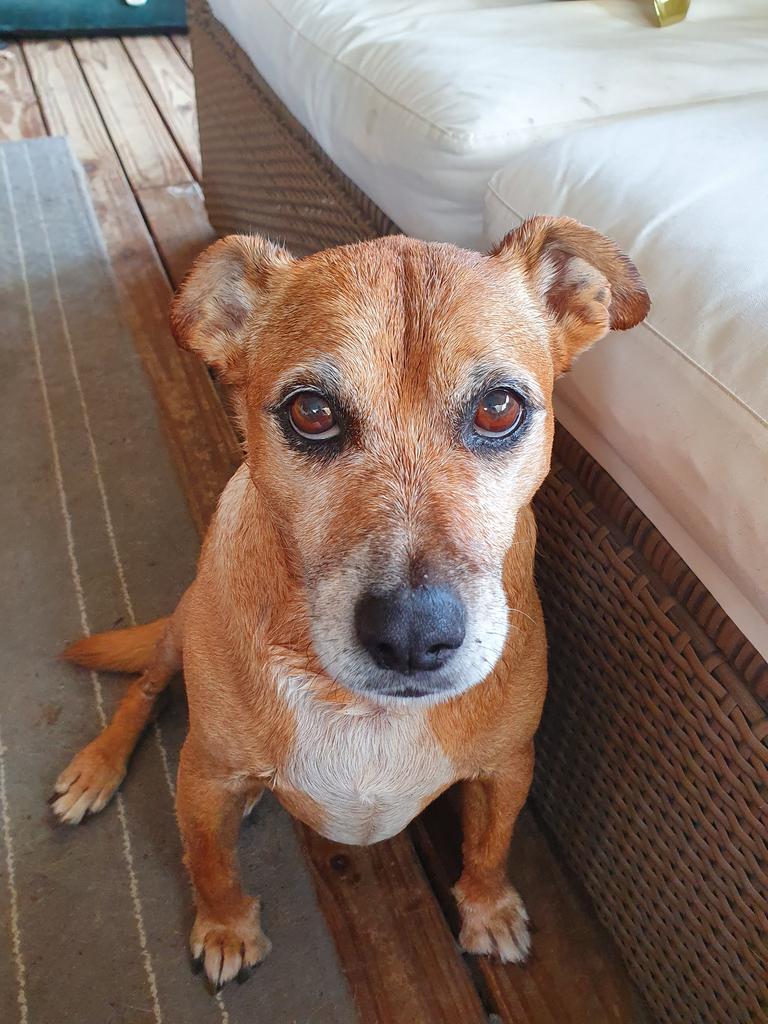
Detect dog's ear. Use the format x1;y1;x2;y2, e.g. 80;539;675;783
170;234;293;385
490;216;650;375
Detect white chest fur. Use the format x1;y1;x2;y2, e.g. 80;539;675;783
276;693;456;846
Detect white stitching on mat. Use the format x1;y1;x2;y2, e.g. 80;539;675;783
0;717;29;1024
1;146;164;1024
23;144;231;1024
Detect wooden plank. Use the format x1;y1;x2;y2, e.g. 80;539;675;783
137;182;215;287
0;43;46;141
170;32;193;68
86;46;234;427
71;36;191;190
123;35;202;180
302;829;487;1023
413;798;648;1024
23;39;240;534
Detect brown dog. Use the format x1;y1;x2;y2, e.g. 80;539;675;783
52;218;649;990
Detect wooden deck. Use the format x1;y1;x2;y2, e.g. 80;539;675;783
0;34;648;1023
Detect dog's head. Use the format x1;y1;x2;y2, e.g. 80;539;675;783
172;219;648;703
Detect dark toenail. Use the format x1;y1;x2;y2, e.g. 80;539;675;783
190;954;204;975
236;966;251;985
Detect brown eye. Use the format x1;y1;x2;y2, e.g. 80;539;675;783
473;388;524;438
287;391;340;440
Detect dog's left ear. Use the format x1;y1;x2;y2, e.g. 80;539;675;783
490;216;650;375
170;234;293;385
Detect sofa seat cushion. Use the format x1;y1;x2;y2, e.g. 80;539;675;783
485;97;768;656
208;0;768;247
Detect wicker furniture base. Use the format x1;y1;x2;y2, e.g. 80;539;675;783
188;4;767;1021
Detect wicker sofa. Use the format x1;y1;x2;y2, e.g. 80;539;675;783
186;3;767;1022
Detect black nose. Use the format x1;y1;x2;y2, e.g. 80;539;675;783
355;586;466;675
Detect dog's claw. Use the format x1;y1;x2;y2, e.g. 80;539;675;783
190;902;271;991
50;746;124;824
190;954;204;976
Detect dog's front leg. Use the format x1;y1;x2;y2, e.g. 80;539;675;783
454;744;534;963
177;741;271;990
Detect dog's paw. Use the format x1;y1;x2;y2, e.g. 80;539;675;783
50;741;126;825
190;899;272;991
454;883;531;964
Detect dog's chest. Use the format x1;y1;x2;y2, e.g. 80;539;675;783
275;697;456;846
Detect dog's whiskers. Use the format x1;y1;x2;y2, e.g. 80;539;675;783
508;607;537;626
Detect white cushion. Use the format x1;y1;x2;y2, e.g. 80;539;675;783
485;97;768;657
209;0;768;247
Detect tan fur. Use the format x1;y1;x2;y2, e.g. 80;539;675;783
52;219;649;988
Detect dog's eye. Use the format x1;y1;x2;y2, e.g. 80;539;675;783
287;391;340;440
473;388;524;438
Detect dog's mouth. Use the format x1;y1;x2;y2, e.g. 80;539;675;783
314;638;500;706
336;663;470;705
386;685;429;699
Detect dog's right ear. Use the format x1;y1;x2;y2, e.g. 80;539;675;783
170;234;293;385
490;217;649;376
